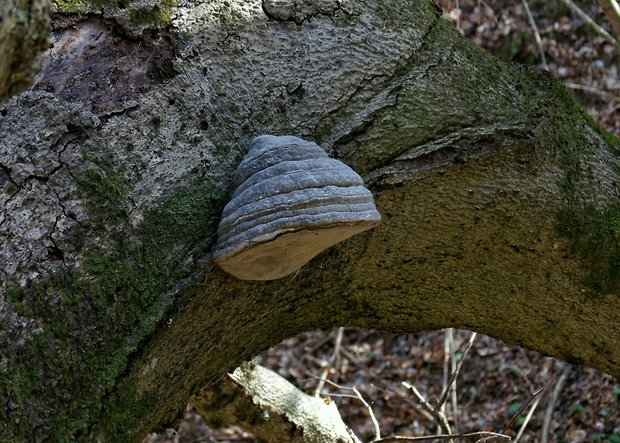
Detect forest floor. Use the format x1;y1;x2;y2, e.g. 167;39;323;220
146;0;620;442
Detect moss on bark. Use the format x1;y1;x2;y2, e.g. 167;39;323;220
53;0;178;27
2;0;620;440
0;164;226;440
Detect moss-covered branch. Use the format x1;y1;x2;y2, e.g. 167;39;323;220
0;0;619;442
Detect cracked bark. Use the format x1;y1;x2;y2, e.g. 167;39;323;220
0;0;619;442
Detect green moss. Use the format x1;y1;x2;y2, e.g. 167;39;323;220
514;68;585;197
101;377;160;441
558;205;620;294
373;0;441;24
539;69;620;293
6;285;34;317
55;0;120;13
13;302;33;318
0;177;226;441
54;0;88;13
582;111;620;156
96;280;204;439
10;333;46;404
5;284;25;302
540;73;620;195
553;118;588;198
213;142;234;161
128;0;177;26
76;158;130;224
54;0;178;27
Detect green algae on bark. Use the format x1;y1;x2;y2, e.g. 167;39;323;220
0;178;226;441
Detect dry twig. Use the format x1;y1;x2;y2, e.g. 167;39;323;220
501;387;544;434
352;386;381;441
560;0;620;48
318;378;381;441
600;0;620;40
372;431;510;442
564;82;613;98
446;329;460;437
314;327;345;396
541;363;572;443
441;330;451;430
437;332;477;409
402;382;452;437
513;391;543;443
371;383;436;423
521;0;549;69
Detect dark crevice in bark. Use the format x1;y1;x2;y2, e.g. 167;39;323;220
366;124;533;188
23;164;64;184
47;213;69;268
329;12;444;160
0;163;21;224
0;162;18;188
36;17;179;115
0;267;9;289
98;103;141;122
260;0;349;26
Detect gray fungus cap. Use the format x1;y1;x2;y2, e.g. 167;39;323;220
213;135;381;280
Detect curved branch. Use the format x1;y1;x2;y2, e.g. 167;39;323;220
0;0;619;441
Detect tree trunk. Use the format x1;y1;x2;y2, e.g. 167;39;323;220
1;0;619;441
0;0;51;99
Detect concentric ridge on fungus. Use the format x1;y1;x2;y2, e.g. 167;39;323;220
214;135;381;280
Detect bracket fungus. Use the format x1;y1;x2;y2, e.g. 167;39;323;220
213;135;381;280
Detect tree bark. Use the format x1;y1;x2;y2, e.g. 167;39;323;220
1;0;620;441
0;0;51;99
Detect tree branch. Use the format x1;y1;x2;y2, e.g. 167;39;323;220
0;0;619;441
373;431;510;442
560;0;620;48
599;0;620;40
193;362;360;443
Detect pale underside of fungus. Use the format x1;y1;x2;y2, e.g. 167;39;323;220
213;135;381;280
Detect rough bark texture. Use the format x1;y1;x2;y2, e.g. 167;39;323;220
0;0;51;100
1;0;620;441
